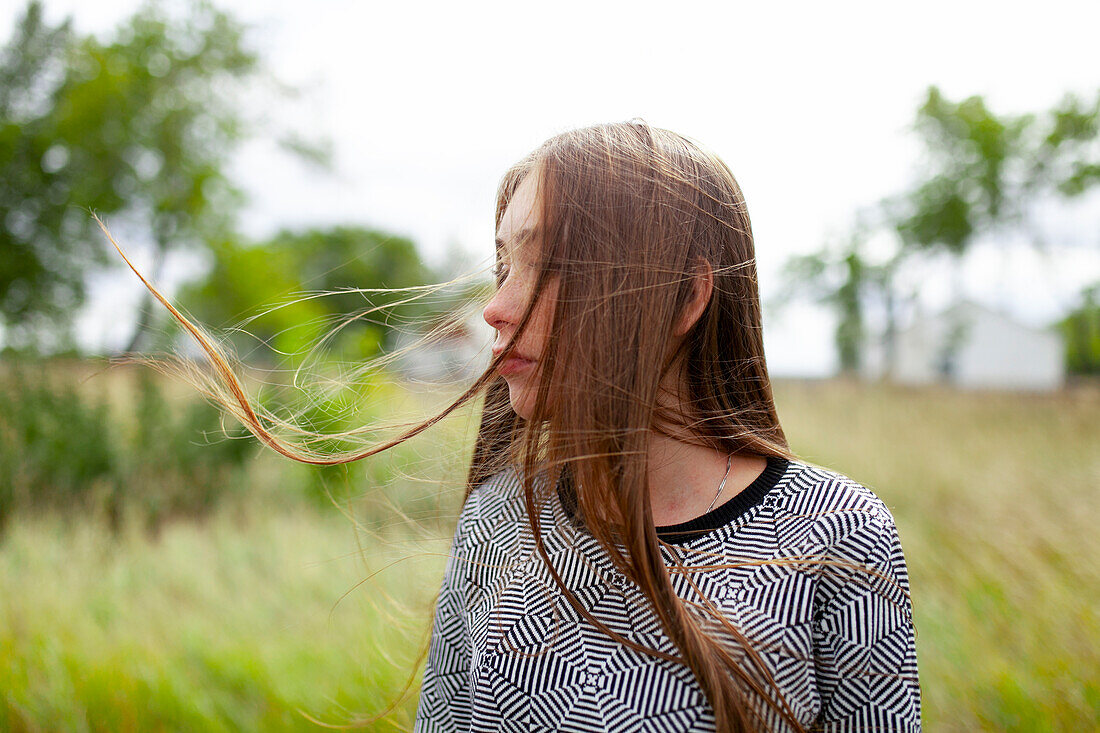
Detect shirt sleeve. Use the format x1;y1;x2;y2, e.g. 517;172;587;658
812;507;922;732
414;515;474;732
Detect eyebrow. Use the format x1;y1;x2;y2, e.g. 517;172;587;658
494;226;537;253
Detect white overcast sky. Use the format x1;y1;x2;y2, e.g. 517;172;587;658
7;0;1100;374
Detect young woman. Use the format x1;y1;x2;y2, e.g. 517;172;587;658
413;122;920;733
112;120;920;732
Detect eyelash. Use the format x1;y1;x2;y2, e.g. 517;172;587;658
491;263;511;281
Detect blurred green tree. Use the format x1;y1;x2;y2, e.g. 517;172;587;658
1059;282;1100;376
0;2;82;347
892;86;1100;255
0;0;319;352
780;86;1100;374
778;227;898;375
177;226;436;365
892;88;1032;255
176;226;439;510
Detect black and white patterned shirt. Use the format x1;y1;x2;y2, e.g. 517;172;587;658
415;458;921;732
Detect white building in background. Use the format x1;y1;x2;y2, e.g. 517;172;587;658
862;301;1065;391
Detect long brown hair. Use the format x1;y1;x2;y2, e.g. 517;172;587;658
105;120;802;732
470;121;800;732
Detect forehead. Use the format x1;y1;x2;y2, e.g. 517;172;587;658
496;173;540;257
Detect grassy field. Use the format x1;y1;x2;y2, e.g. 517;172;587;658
1;375;1097;731
777;380;1100;731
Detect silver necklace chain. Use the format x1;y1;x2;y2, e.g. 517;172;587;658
706;452;735;513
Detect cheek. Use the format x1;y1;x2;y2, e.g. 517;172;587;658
526;281;559;346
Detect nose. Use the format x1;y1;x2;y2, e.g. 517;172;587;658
482;280;518;333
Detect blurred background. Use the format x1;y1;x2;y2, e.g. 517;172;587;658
1;0;1097;730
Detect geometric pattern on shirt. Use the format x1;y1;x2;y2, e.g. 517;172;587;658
415;461;922;733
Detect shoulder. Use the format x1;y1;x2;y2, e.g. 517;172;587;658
452;466;532;548
769;461;903;560
462;467;526;519
772;462;913;616
775;461;895;524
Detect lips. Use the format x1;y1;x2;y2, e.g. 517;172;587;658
492;346;536;376
497;356;535;376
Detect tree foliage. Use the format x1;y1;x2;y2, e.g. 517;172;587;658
0;0;262;350
1059;282;1100;376
177;226;436;364
780;85;1100;375
893;86;1100;255
1;3;81;340
779;230;896;374
894;88;1030;254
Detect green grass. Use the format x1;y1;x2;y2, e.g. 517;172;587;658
1;375;1097;731
0;497;453;732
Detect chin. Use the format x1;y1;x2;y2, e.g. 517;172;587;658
506;383;536;420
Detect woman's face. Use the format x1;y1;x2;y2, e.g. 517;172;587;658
482;173;559;420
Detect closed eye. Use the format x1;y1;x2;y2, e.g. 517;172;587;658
491;262;511;285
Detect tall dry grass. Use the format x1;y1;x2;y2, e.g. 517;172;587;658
777;379;1100;731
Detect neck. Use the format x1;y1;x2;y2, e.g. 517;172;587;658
646;431;767;527
644;357;768;526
